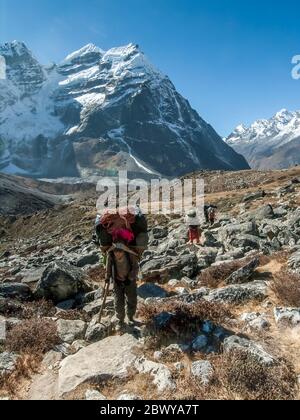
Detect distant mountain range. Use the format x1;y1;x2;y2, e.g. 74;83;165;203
0;41;249;179
226;109;300;170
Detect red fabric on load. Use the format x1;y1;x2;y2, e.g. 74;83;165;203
100;208;136;234
111;228;135;244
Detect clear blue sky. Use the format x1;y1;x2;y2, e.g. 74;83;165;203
1;0;300;136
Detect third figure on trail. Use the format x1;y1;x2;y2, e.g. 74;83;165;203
186;208;202;245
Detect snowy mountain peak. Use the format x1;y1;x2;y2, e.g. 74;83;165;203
0;40;34;58
226;108;300;169
0;41;249;178
62;43;104;64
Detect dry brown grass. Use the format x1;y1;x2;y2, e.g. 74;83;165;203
271;269;300;307
0;299;56;319
0;354;40;396
5;318;60;354
138;299;233;349
198;254;271;288
171;352;297;401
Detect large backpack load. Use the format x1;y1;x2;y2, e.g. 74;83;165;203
95;206;149;255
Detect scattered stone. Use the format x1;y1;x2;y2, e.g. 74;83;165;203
0;352;18;374
0;283;32;300
138;283;168;299
117;393;142;401
134;357;176;392
76;253;99;268
85;390;107;400
274;307;300;327
57;319;87;344
225;258;259;285
71;340;88;353
240;312;270;331
191;361;214;386
223;336;276;366
192;335;209;352
42;350;63;368
85;317;112;343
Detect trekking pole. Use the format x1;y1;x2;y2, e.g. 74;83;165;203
98;280;110;324
98;263;114;324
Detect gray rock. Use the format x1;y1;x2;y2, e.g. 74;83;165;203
152;227;168;239
76;253;99;268
57;319;87;344
138;283;168;299
85;318;112;343
0;352;18;374
58;334;138;397
223;336;276;366
192;335;209;352
274;307;300;327
249;204;275;220
228;234;262;251
191;361;214;386
19;267;45;284
56;299;75;311
243;191;265;202
134;357;176;392
0;283;32;300
288;251;300;273
85;390;107;400
240;312;270;331
218;221;258;243
34;261;91;303
117;393;142;400
175;287;189;295
42;350;63;368
71;340;88;353
205;281;268;304
216;248;245;262
225;257;259;285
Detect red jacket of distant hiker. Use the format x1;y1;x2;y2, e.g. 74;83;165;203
188;226;201;242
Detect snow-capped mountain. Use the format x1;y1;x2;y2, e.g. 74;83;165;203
0;41;249;178
226;109;300;169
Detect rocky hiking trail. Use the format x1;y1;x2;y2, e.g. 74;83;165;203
1;168;300;400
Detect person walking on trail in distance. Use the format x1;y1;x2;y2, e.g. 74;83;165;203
186;208;202;245
105;242;139;332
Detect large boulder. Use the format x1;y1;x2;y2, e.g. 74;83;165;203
205;281;268;304
58;334;138;397
0;283;32;301
225;258;259;285
227;234;262;251
218;221;258;243
141;254;198;282
34;262;91;303
248;204;275;221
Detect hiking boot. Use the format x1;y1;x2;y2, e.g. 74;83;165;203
127;317;136;327
115;321;125;332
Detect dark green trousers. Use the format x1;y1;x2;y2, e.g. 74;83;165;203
113;279;137;322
